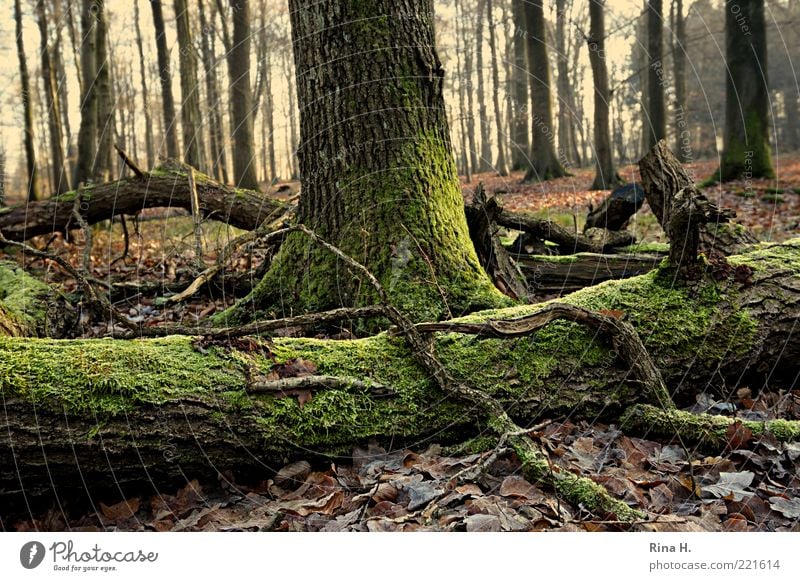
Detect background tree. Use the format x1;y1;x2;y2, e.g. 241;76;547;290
72;0;97;189
222;0;505;324
555;0;581;169
588;0;621;189
94;0;115;182
15;0;40;201
509;0;529;170
227;0;259;189
150;0;179;159
475;0;492;172
716;0;773;181
133;0;155;170
670;0;689;162
645;0;666;151
487;0;508;176
523;0;567;181
174;0;204;169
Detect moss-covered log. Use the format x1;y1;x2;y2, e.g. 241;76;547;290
0;165;283;242
0;240;798;512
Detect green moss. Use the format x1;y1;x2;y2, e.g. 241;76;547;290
0;262;54;336
618;241;670;254
761;193;784;204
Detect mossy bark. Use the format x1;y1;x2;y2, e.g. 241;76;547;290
0;262;73;338
221;0;506;325
1;240;798;508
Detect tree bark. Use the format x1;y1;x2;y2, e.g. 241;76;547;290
35;0;70;196
510;0;530;171
716;0;774;181
588;0;622;190
1;239;797;508
645;0;666;151
475;0;493;173
457;0;480;175
198;0;229;183
15;0;41;202
523;0;567;181
227;0;259;189
174;0;205;169
150;0;180;160
134;0;155;170
487;0;508;176
222;0;506;324
556;0;580;169
671;0;689;162
0;167;282;243
94;0;115;182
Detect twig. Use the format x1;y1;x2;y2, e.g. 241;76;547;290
114;144;145;178
111;215;130;266
70;191;93;274
186;166;205;270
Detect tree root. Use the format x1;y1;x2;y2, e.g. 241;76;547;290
622;404;800;448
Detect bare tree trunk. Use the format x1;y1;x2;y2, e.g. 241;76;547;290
283;51;299;180
509;0;529;171
52;0;73;175
150;0;180;159
224;0;259;189
475;0;493;172
133;0;155;170
588;0;621;190
173;0;205;169
671;0;689;162
34;0;70;195
198;0;227;182
556;0;579;168
523;0;567;181
94;0;115;182
73;0;97;189
453;0;472;183
784;88;800;151
645;0;666;151
15;0;41;201
456;0;480;175
487;0;508;176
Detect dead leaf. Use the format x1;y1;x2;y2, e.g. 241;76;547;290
701;471;755;501
100;498;141;522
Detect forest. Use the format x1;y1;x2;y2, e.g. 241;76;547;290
0;0;798;533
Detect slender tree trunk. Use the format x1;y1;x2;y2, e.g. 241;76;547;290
487;0;508;176
225;0;259;189
35;0;70;195
784;89;800;152
475;0;493;172
717;0;774;181
94;0;115;182
456;0;480;175
198;0;226;181
52;0;73;177
173;0;204;169
223;0;505;324
645;0;666;151
523;0;567;181
284;52;299;180
15;0;40;202
133;0;155;170
453;0;472;183
556;0;579;168
150;0;179;159
671;0;689;162
72;0;97;189
588;0;621;190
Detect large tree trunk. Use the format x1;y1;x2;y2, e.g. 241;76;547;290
222;0;506;324
588;0;621;190
523;0;567;182
716;0;774;181
15;0;41;202
645;0;666;151
227;0;259;190
150;0;180;160
1;239;797;510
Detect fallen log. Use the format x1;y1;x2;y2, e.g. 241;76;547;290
0;166;284;242
1;239;797;513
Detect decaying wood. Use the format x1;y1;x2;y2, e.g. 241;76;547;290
495;210;635;253
639;140;757;257
0;165;283;242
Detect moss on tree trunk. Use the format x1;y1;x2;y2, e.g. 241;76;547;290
220;0;506;325
1;240;798;506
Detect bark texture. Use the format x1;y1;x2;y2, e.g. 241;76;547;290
523;0;567;181
15;0;41;201
228;0;259;190
174;0;204;169
225;0;505;323
150;0;179;159
645;0;666;151
717;0;774;181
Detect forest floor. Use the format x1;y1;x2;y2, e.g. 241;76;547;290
2;155;800;531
